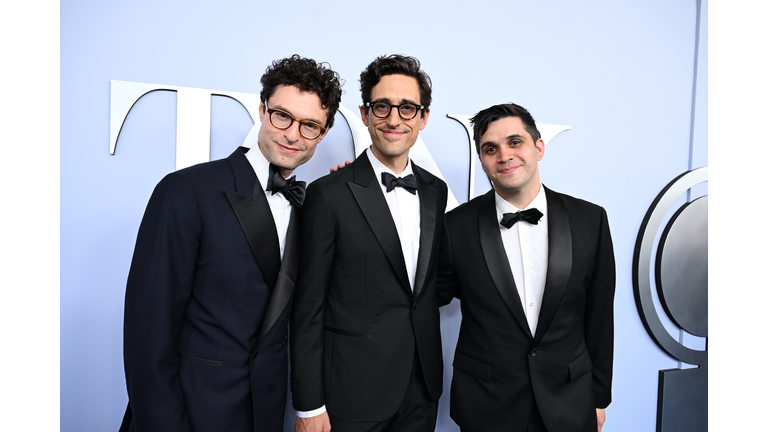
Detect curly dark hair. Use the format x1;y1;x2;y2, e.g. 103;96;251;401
260;54;344;129
359;54;432;115
470;103;541;153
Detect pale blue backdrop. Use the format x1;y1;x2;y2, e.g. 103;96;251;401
61;0;708;431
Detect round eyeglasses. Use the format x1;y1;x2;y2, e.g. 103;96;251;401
265;101;327;140
365;101;425;120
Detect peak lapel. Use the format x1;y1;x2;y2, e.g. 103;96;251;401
478;191;532;338
411;164;436;302
533;188;572;343
256;209;299;343
224;147;281;290
348;153;411;294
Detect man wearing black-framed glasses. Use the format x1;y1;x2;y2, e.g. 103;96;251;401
291;54;446;432
121;55;342;432
364;100;425;121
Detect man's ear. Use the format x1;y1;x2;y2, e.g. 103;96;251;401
418;109;430;131
258;101;266;123
535;138;546;161
360;105;370;127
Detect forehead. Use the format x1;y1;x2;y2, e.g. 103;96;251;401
370;74;421;103
268;84;327;121
481;116;530;143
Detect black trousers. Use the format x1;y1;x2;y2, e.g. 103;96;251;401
460;400;547;432
329;354;437;432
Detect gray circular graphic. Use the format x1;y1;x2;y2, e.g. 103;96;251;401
632;167;708;366
657;196;708;337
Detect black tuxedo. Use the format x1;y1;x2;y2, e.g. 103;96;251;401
290;152;447;423
122;147;297;432
438;187;615;432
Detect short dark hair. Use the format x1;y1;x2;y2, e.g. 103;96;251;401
260;54;344;129
470;103;541;153
359;54;432;115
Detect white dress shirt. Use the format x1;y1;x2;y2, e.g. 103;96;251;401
366;147;421;290
296;148;422;419
244;146;292;259
496;185;548;335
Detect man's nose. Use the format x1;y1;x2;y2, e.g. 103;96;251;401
385;107;402;126
284;120;301;141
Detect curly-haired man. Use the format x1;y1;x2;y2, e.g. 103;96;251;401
121;55;343;432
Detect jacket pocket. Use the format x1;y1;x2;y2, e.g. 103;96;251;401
568;350;592;382
178;353;223;366
571;254;594;273
453;351;492;382
324;326;372;338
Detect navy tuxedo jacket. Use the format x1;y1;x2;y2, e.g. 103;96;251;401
122;147;297;432
438;187;615;432
290;152;447;422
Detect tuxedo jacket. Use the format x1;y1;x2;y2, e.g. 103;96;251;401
290;152;447;422
121;147;297;432
438;187;615;432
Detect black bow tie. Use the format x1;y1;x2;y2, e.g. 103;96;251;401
381;172;417;194
266;164;306;207
500;208;543;228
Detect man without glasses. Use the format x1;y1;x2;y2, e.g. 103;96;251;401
121;54;342;432
290;54;447;432
438;103;616;432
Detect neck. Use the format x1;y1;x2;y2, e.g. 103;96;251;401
497;182;541;209
258;144;294;178
278;167;294;179
370;146;409;174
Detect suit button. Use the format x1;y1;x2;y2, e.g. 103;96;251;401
529;349;537;357
251;352;257;360
281;337;287;346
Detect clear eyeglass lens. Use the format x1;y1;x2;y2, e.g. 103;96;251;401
398;104;417;118
299;123;321;138
270;111;293;128
372;102;392;117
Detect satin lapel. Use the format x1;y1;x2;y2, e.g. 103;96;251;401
411;164;436;302
533;187;572;344
256;208;299;343
348;154;411;293
224;147;281;290
478;191;532;338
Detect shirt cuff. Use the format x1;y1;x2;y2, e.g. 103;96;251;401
296;405;326;418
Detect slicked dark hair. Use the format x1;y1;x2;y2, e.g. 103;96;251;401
470;103;541;153
359;54;432;115
260;54;344;129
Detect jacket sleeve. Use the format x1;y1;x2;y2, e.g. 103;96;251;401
290;182;336;412
584;206;616;409
123;173;200;432
436;214;461;307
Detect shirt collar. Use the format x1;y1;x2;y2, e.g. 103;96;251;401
495;183;548;220
244;145;271;192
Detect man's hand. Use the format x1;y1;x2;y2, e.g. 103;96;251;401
295;411;331;432
596;408;606;432
330;160;351;173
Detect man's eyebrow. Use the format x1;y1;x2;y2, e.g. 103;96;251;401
479;133;526;149
505;133;526;141
372;98;421;105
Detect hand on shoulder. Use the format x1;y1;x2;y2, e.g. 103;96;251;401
329;160;351;173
